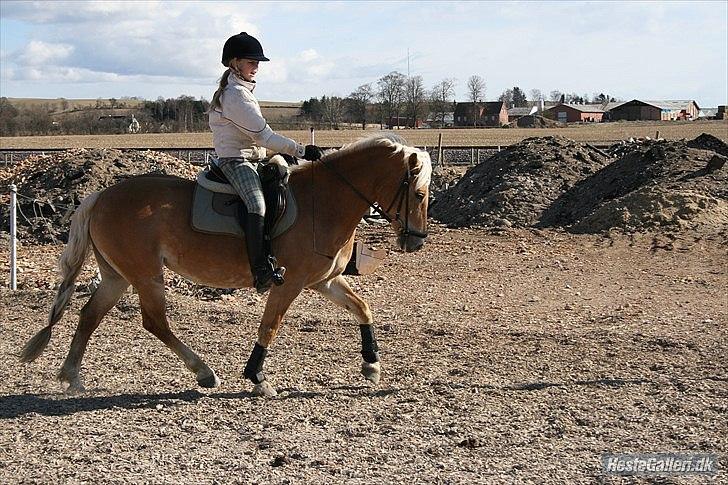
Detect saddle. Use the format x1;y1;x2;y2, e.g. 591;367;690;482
191;155;298;240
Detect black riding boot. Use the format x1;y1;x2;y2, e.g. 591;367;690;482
245;213;285;294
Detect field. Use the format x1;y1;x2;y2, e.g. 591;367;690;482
1;120;726;149
1;226;726;483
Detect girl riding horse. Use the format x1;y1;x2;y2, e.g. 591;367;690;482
209;32;324;294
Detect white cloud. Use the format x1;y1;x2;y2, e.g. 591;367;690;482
17;41;74;65
299;49;319;62
2;1;262;85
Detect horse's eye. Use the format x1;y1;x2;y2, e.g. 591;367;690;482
415;192;425;201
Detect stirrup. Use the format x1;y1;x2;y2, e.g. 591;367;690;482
254;265;286;294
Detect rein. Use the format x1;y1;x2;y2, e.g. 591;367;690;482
318;157;428;239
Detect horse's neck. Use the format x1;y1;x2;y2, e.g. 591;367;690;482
294;147;403;254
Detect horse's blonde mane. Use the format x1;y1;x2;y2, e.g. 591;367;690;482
320;133;432;191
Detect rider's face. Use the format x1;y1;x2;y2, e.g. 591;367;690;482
234;59;259;82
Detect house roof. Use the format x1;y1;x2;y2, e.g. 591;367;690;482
603;101;625;111
614;99;700;111
547;103;605;113
508;107;532;116
642;100;699;111
454;101;506;116
482;101;506;115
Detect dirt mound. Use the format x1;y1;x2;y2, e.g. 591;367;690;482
687;133;728;156
1;148;198;244
542;137;728;234
504;115;564;129
430;136;611;228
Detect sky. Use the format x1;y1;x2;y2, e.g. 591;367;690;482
1;0;727;107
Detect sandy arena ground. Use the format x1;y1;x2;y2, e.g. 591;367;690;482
0;225;725;483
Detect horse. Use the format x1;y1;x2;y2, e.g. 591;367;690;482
19;134;432;397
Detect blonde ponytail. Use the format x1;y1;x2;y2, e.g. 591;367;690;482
210;68;231;110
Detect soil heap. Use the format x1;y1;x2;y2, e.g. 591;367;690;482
513;115;564;129
542;136;728;234
1;148;198;244
430;136;611;228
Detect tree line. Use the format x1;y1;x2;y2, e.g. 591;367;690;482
0;73;620;136
0;96;211;136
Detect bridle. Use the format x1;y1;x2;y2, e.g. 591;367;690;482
319;157;428;240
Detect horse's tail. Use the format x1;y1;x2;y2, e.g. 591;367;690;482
19;191;101;363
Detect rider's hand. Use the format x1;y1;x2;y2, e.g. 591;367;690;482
303;144;324;161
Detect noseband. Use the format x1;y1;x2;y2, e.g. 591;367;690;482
319;158;428;240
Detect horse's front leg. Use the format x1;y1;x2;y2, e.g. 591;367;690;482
311;275;381;385
244;284;302;397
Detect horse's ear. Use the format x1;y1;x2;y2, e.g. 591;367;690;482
408;152;421;175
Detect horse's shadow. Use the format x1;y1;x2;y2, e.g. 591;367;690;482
0;389;213;419
0;386;400;419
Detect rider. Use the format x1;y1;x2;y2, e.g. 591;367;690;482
209;32;323;293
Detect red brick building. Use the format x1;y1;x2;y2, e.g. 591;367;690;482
454;101;508;126
545;103;604;123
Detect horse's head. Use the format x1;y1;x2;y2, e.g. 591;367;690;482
390;149;432;253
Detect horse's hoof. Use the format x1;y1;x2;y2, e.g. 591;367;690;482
252;381;278;397
361;362;381;385
197;371;220;388
65;382;86;395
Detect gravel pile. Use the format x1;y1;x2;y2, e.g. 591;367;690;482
543;136;728;234
1;148;198;244
431;134;727;236
430;136;611;228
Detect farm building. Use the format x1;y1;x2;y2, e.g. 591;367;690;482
543;104;604;123
698;108;718;119
716;105;726;120
454;101;508;127
608;99;700;121
544;103;605;123
425;111;455;128
508;107;532;122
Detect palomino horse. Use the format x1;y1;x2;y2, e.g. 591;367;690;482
20;134;432;397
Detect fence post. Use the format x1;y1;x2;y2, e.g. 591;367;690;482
310;127;315;145
10;184;17;290
437;133;443;166
470;148;475;166
477;148;480;165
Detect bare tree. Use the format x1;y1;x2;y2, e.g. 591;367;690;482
377;71;406;128
405;75;427;128
467;75;486;127
498;88;514;107
549;90;563;103
529;89;543;109
347;83;374;129
430;78;456;127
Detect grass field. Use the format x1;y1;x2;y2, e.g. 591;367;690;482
1;120;726;149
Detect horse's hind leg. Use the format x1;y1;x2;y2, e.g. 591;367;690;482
135;275;220;388
58;252;129;393
311;275;381;385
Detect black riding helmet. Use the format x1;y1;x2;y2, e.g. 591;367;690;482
221;32;269;66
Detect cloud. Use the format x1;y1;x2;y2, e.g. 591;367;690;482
16;40;74;65
259;48;335;86
2;1;262;84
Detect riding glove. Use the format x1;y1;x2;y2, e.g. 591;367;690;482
303;144;324;161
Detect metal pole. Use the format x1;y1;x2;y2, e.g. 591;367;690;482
477;149;480;165
437;133;443;166
10;184;17;290
310;127;315;145
470;148;474;166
